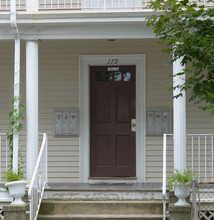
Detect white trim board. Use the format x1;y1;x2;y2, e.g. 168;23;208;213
79;54;146;183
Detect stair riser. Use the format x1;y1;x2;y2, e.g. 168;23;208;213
38;217;166;220
39;202;163;215
43;191;163;200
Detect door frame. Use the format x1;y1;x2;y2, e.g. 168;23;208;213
79;54;146;183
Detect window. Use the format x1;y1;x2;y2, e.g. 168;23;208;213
96;71;132;82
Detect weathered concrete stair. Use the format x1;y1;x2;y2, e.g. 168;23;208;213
38;183;168;219
38;199;166;219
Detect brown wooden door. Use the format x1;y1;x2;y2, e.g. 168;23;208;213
90;66;136;177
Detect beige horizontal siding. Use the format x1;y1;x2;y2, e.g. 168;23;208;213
0;39;214;183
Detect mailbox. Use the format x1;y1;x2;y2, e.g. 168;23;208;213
54;109;79;136
146;110;171;135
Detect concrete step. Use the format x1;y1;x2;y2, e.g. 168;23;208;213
38;214;166;220
43;183;164;201
39;184;168;220
39;200;163;216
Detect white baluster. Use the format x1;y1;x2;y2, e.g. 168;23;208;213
212;136;214;181
192;136;194;173
0;135;1;181
104;0;106;10
6;135;8;176
198;136;200;180
205;136;207;181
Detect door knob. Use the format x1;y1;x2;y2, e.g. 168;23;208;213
131;119;136;132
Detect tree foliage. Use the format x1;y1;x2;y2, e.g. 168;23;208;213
147;0;214;114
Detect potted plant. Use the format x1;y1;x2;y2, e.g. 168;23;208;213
4;170;27;205
4;94;27;205
168;169;195;206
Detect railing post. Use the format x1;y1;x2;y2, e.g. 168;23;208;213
28;133;48;220
205;136;207;181
212;136;214;182
45;134;48;184
0;135;1;181
26;0;38;12
192;179;198;220
162;134;167;220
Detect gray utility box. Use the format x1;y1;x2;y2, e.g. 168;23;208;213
146;110;171;135
54;109;79;136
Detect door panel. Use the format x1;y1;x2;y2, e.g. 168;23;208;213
116;87;131;122
95;135;111;166
116;135;131;166
90;66;136;177
95;87;111;123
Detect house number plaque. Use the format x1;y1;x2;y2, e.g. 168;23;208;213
107;59;119;65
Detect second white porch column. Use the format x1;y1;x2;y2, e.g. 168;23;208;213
26;40;39;182
173;58;186;171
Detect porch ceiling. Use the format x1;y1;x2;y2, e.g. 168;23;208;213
0;11;155;40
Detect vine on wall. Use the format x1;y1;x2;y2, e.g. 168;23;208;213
6;92;24;179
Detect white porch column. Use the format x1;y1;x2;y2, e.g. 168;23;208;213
26;40;39;182
173;58;186;171
12;39;20;173
26;0;38;12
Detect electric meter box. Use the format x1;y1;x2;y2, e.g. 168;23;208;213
54;109;79;136
146;110;171;135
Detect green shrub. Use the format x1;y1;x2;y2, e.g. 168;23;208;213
4;170;24;182
168;169;196;188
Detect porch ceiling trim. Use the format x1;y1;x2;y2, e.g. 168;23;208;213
0;12;155;40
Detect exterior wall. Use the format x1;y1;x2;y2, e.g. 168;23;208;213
0;39;213;183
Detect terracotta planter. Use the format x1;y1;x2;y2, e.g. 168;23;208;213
174;184;190;206
5;180;27;205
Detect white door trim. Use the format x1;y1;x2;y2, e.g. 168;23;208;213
79;54;146;183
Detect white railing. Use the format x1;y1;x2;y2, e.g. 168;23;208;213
162;134;214;220
39;0;214;10
0;133;8;182
28;133;48;220
0;0;25;10
39;0;144;10
0;0;213;11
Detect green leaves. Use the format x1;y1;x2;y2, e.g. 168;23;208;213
168;169;197;188
6;91;25;178
147;0;214;114
4;170;24;182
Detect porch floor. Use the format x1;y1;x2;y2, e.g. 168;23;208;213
46;182;162;192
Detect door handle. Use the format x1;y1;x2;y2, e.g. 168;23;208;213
131;119;136;132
